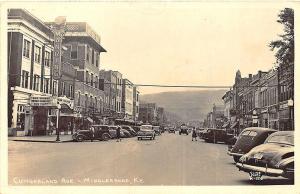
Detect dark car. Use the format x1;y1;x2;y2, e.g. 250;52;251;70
236;131;294;180
122;125;137;136
168;127;175;133
132;126;140;133
202;128;234;144
72;125;111;142
121;128;132;138
108;126;126;138
228;127;277;162
179;125;188;135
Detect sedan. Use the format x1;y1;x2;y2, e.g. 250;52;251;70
236;131;294;180
137;125;155;140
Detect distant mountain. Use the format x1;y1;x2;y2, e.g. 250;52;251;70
140;90;226;122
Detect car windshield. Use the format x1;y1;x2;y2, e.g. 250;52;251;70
140;125;152;130
266;134;294;145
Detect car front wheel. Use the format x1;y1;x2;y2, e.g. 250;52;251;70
76;135;84;142
102;133;111;141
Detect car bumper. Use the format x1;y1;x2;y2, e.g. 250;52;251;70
236;162;284;176
227;151;244;157
137;135;153;138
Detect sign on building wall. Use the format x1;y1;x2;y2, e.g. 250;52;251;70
30;96;54;107
51;16;66;81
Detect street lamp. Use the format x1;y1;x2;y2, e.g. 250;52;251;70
56;103;61;141
287;98;294;130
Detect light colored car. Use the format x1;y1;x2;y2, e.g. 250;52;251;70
137;125;155;140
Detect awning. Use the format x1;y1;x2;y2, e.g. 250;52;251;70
86;117;93;123
222;122;230;128
230;122;238;129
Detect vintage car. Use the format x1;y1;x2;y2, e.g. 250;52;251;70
168;127;176;133
228;127;277;162
72;125;111;142
236;131;294;180
153;126;161;135
108;126;126;138
202;128;234;144
122;125;137;136
179;125;188;135
137;125;155;140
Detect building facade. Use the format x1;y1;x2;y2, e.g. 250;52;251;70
122;78;134;119
138;103;158;125
132;86;140;121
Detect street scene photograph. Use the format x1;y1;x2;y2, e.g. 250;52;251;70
2;1;296;189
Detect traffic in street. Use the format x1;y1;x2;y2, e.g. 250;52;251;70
8;128;293;186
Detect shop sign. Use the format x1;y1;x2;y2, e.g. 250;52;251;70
30;96;54;107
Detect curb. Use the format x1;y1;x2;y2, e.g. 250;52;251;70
11;139;74;143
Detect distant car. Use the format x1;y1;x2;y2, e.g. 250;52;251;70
202;128;234;144
236;131;294;180
153;126;161;135
228;127;277;162
168;127;175;133
72;125;111;142
137;125;155;140
179;125;188;135
122;126;137;136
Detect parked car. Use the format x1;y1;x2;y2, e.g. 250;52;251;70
153;126;161;135
236;131;294;180
202;128;234;144
132;126;140;133
72;125;111;142
179;125;188;135
122;125;137;136
108;126;126;138
137;125;155;140
121;128;132;138
199;129;208;139
228;127;277;162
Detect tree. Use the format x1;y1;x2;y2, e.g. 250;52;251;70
269;8;294;66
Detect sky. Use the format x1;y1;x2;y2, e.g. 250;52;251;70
10;2;287;94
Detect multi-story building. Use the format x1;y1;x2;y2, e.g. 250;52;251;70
277;62;294;130
53;22;107;125
114;71;123;116
122;78;134;119
8;9;55;136
157;107;166;126
132;86;140;121
138;103;158;124
258;69;279;129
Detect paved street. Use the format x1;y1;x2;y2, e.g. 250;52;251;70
8;133;293;186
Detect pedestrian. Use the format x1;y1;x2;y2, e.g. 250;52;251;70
192;127;197;141
116;126;122;142
90;125;95;142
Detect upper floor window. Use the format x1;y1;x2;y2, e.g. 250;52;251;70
91;73;94;87
86;71;89;84
61;81;65;96
77;92;81;106
69;85;74;98
45;51;51;67
71;45;78;59
33;74;40;91
43;78;49;93
21;70;29;89
34;46;41;64
92;49;95;65
23;39;31;58
96;53;99;67
53;80;57;95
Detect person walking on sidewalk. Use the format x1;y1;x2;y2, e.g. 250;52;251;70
116;126;122;142
192;127;197;141
90;125;95;142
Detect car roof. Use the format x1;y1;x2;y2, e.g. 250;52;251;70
241;127;277;133
141;125;152;127
268;130;294;137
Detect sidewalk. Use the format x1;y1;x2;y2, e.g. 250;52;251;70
8;134;74;143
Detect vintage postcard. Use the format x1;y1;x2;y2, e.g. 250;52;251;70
0;1;299;194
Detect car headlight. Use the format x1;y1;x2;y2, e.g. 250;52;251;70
239;155;247;163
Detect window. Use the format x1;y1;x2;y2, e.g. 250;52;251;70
92;49;95;64
69;85;74;98
71;45;78;59
17;104;25;130
91;73;94;87
43;78;49;93
45;51;51;67
23;39;31;58
61;82;65;96
34;46;41;64
21;70;29;88
53;81;57;95
86;71;89;84
85;94;88;108
95;76;98;89
90;96;93;107
77;92;81;106
96;53;99;67
33;74;40;91
86;45;90;62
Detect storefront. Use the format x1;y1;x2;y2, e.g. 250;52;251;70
278;100;294;131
